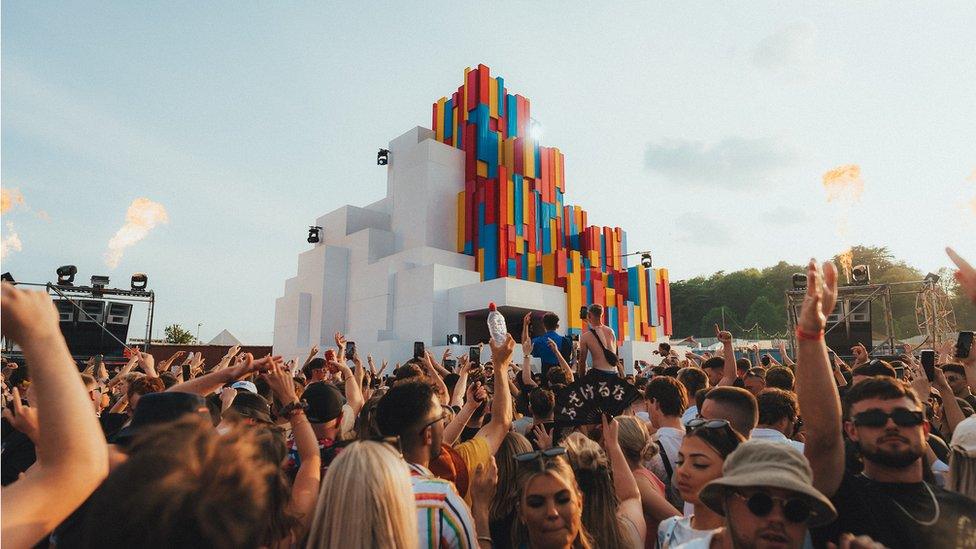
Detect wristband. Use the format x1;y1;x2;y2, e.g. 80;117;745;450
278;400;308;418
796;327;824;341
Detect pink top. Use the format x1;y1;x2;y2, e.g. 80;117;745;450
634;468;668;549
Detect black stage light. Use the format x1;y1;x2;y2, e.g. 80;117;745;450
307;226;322;244
640;252;652;269
923;272;940;284
1;272;14;284
57;265;78;285
131;273;148;291
792;273;807;289
851;265;870;285
447;333;462;345
377;148;390;166
91;275;110;288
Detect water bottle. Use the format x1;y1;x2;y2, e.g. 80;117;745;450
487;302;508;345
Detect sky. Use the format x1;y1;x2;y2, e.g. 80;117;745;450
2;2;975;345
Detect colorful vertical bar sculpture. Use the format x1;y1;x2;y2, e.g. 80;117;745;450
436;65;671;341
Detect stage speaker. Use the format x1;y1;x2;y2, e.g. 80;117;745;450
102;302;132;356
77;300;105;324
824;299;872;354
55;299;74;323
53;299;132;357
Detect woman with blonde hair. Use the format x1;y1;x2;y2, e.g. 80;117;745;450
563;416;646;548
512;449;594;548
306;441;417;549
948;415;976;499
490;432;534;547
615;416;680;546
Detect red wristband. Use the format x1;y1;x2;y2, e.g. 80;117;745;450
796;327;824;341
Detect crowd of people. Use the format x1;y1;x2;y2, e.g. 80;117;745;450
2;246;975;549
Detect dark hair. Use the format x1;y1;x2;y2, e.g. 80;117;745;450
302;357;326;379
159;372;179;389
736;358;751;372
852;360;896;379
942;363;966;377
542;312;560;331
745;367;766;380
677;367;709;396
757;388;798;426
645;377;688;417
659;342;671;353
703;386;758;436
765;367;795;391
528;388;555;418
394;363;424;382
547;367;570;386
686;421;745;460
662;366;681;378
587;304;604;319
444;373;460;396
842;376;922;419
702;357;724;371
128;376;165;400
375;381;436;440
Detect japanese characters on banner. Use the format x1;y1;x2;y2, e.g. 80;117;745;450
554;370;641;425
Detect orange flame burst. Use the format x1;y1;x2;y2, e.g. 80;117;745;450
822;165;864;203
837;248;853;284
104;198;169;268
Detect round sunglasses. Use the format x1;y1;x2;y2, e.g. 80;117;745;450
733;491;811;524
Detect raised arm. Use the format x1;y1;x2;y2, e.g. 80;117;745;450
445;382;487;445
0;284;109;548
450;357;471;408
602;415;646;544
796;260;845;497
477;334;515;455
777;340;795;368
521;338;538;389
715;325;737;386
547;338;575;383
106;354;140;389
329;360;364;417
302;344;320;369
264;361;320;543
168;354;275;396
422;351;451;405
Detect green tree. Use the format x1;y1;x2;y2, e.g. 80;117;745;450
164;324;195;344
745;295;782;337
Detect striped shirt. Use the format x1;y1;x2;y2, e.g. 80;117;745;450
408;462;478;549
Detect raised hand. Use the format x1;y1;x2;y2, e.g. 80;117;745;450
851;343;869;364
334;332;347;350
0;283;62;344
262;360;298;405
466;379;488;404
798;259;838;334
601;413;620;451
714;324;733;345
947;247;976;305
521;336;534;356
1;387;38;442
489;334;516;368
546;338;559;353
470;457;498;515
532;423;553;450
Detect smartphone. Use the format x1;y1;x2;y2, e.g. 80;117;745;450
345;341;356;360
920;350;936;382
443;358;457;371
95;354;104;367
181;364;191;380
956;331;974;359
469;346;480;365
414;341;425;360
760;355;771;367
579;306;588;320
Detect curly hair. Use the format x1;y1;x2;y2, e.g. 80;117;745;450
563;432;625;549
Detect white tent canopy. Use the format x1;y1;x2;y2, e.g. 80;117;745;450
208;329;242;346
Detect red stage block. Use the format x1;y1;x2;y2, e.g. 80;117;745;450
466;69;478;112
478;64;490;105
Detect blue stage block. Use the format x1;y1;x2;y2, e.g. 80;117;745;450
608;307;617;335
628;267;639;304
506;95;517;138
507;259;517;277
628;303;635;340
497;77;505;116
647;269;659;326
484;224;499;280
444;99;454;139
513;175;523;233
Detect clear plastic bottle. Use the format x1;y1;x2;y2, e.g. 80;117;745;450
487;302;507;345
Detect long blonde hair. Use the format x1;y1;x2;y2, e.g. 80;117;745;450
306;441;417;549
563;432;625;549
513;455;594;549
947;450;976;500
491;432;533;522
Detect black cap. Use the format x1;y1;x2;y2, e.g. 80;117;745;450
112;392;209;445
228;392;273;424
303;381;345;424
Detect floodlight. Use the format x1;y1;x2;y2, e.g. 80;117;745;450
792;273;807;289
307;226;322;244
377;149;390;166
640;253;652;269
56;265;78;285
131;273;148;291
851;265;870;285
447;333;462;345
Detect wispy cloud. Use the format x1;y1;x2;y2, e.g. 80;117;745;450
645;136;797;188
672;213;735;247
764;206;811;226
1;222;23;259
752;22;818;72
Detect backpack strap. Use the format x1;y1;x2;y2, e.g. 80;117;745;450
657;440;673;480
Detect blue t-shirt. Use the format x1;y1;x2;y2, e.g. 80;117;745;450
531;331;567;365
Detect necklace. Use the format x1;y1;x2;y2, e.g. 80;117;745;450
889;481;941;526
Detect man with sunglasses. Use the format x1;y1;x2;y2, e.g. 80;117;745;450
795;260;976;549
942;363;976;410
683;439;839;549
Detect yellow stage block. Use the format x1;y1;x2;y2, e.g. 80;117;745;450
478;248;485;281
435;97;446;142
515;236;524;254
451;107;458;148
504;138;515;171
567;271;582;330
605;287;615;307
550;219;557;252
649;327;657;342
523;135;535;178
527;252;537;282
477;161;488;178
489;77;498;119
542;254;555;285
506;179;515;225
463;67;471;121
637;265;648;325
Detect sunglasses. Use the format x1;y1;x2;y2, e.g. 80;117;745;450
515;447;567;470
852;408;924;428
685;418;731;431
734;491;811;524
418;410;450;434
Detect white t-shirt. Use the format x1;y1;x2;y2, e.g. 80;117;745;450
750;427;805;454
681;405;698;426
655;426;684;471
512;416;533;435
658;515;716;549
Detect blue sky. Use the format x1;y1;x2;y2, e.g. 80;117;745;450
3;2;975;344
